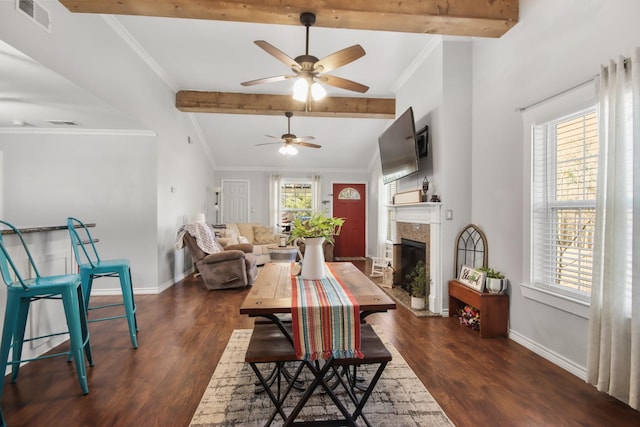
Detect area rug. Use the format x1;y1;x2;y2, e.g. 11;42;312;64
190;327;453;427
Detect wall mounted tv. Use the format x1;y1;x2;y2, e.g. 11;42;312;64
378;107;419;184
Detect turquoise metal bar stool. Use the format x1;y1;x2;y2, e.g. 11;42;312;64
0;220;92;399
66;217;138;348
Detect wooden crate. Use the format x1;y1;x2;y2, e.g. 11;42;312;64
393;189;422;204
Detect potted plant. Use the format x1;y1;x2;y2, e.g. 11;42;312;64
478;266;508;294
289;213;344;244
407;261;428;310
289;213;344;280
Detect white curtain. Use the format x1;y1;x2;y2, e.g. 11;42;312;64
268;174;281;230
312;174;322;214
587;47;640;410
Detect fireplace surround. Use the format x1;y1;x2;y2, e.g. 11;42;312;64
390;202;443;314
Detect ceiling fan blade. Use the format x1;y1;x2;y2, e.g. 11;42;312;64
254;40;301;71
321;74;369;93
255;142;282;146
293;136;316;142
241;75;293;87
314;45;366;73
294;141;322;149
265;135;284;140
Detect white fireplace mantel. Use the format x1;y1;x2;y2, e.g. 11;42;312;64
390;202;444;315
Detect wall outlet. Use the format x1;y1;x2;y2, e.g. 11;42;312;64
446;209;453;220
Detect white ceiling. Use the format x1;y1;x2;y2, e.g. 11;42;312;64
0;12;440;171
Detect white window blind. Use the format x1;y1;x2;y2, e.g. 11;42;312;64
532;109;598;300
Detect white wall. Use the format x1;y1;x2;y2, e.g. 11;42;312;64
471;0;640;374
0;134;158;290
0;2;215;292
393;38;473;308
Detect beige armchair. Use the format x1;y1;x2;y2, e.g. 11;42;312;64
182;231;257;290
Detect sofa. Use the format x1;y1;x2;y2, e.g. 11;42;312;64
217;223;284;265
216;223;335;265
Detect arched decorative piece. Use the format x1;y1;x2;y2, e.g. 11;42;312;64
338;187;361;200
453;224;488;278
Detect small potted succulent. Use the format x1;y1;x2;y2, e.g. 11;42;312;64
478;266;508;294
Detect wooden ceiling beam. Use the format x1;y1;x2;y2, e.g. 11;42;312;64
176;91;395;119
60;0;518;38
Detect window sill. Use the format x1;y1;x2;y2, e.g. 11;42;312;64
520;283;590;319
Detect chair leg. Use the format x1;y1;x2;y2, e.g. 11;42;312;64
80;270;93;311
61;288;89;395
119;267;138;349
0;296;20;400
77;287;93;367
10;298;31;383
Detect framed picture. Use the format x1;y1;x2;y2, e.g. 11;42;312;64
458;265;486;292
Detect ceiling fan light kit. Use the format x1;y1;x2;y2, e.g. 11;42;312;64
279;144;298;156
292;78;308;102
293;78;327;102
241;12;368;103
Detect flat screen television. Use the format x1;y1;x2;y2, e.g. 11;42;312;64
378;107;419;184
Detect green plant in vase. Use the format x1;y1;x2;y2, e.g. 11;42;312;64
407;261;429;310
289;213;345;280
289;213;344;244
478;266;508;294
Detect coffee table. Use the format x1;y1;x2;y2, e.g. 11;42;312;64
267;244;298;263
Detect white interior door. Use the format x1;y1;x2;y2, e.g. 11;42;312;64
221;180;249;223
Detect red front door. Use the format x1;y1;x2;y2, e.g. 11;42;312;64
332;183;366;258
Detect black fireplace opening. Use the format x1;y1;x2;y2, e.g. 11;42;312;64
400;238;426;293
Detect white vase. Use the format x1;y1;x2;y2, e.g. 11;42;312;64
295;236;327;280
486;278;508;294
411;296;426;310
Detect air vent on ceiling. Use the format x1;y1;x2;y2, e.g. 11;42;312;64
17;0;51;32
46;120;79;126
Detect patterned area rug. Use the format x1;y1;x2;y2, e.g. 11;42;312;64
190;326;453;427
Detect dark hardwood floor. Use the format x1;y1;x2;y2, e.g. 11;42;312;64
2;261;639;426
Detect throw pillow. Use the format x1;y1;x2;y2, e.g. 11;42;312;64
253;225;276;245
217;237;239;247
238;236;250;244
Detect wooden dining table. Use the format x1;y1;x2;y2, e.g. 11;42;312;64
240;261;396;324
240;262;397;426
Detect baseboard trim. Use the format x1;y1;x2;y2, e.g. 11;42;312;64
509;328;587;380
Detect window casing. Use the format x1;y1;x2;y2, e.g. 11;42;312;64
532;108;598;302
385;180;397;241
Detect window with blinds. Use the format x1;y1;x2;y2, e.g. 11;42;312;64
532;108;597;300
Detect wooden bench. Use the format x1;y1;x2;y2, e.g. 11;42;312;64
245;322;392;426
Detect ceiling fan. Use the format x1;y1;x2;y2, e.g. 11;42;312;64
241;12;369;100
255;112;321;155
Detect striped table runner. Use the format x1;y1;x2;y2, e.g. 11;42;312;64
291;264;363;361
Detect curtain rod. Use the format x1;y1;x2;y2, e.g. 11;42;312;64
515;76;597;112
516;57;630;113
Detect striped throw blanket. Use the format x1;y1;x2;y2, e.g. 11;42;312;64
291;264;363;361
